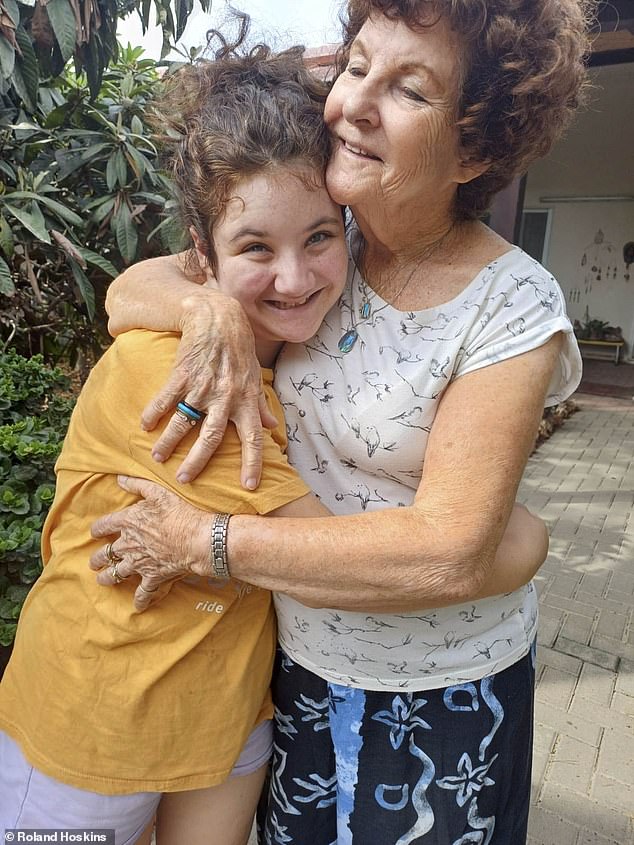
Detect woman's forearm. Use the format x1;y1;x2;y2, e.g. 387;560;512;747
222;505;492;611
105;254;210;336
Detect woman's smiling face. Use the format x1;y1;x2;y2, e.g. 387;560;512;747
324;13;473;219
209;166;348;365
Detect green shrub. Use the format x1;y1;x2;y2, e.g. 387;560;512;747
0;348;74;645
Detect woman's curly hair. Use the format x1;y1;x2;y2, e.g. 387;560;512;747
153;19;332;272
338;0;596;219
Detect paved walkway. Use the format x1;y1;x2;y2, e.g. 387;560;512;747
520;393;634;845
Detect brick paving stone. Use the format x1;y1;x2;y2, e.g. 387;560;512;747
528;805;579;845
589;632;634;661
597;728;634;785
569;694;634;735
595;610;629;642
554;636;620;672
539;782;632;843
591;773;634;817
549;734;598;794
575;663;616;707
615;659;634;698
537;644;583;676
575;830;632;845
560;612;596;645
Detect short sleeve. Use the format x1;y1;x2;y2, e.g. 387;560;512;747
113;332;310;515
454;251;582;406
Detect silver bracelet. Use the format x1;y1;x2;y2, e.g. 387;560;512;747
210;513;231;579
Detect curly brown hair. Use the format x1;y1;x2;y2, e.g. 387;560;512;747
337;0;596;219
154;27;332;272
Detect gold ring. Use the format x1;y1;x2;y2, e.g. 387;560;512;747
138;584;159;594
111;561;126;584
105;542;123;564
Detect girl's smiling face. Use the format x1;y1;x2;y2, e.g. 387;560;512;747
202;166;348;367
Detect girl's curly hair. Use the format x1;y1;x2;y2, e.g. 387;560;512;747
153;18;332;272
338;0;596;219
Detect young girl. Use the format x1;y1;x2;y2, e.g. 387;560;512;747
0;43;347;845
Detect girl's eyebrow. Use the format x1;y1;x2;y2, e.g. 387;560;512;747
229;217;342;244
307;216;343;231
229;227;267;243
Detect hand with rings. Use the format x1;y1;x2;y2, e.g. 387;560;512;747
105;542;127;585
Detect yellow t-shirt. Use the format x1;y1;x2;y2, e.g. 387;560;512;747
0;330;309;794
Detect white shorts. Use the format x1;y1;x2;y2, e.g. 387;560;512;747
0;721;272;845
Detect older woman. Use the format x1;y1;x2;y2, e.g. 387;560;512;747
95;1;591;842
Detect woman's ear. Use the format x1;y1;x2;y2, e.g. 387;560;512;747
456;155;491;185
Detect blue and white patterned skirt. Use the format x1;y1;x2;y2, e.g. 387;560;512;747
258;643;536;844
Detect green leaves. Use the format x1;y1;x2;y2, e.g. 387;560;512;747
0;351;74;643
114;201;138;264
0;255;14;295
3;201;50;243
45;0;76;64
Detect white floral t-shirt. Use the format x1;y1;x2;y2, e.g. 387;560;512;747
273;243;582;691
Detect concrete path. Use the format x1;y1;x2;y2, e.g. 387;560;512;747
520;393;634;845
250;392;634;844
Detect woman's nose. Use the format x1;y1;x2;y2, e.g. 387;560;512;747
342;77;380;127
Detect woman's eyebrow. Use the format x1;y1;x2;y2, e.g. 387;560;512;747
351;34;442;90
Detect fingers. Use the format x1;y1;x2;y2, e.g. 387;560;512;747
94;553;133;585
258;390;279;430
90;506;135;542
149;404;203;464
140;372;187;433
133;580;174;612
234;406;266;491
173;404;232;483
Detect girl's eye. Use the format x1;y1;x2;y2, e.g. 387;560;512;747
307;231;334;247
243;243;269;254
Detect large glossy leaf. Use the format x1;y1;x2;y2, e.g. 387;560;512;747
5;192;82;227
0;30;15;79
77;247;118;279
3;203;51;244
45;0;77;64
13;26;38;113
68;257;96;319
0;214;15;258
0;255;15;296
114;202;137;264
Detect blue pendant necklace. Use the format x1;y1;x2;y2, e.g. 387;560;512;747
337;267;379;354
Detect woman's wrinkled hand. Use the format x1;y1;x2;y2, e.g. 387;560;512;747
142;293;278;488
89;475;212;612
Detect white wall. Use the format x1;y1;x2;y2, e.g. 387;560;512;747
524;63;634;357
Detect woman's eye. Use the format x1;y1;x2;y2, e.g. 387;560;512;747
347;64;366;78
403;88;426;103
243;243;268;254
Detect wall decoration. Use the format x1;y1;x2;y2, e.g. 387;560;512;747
580;229;618;294
624;241;634;283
